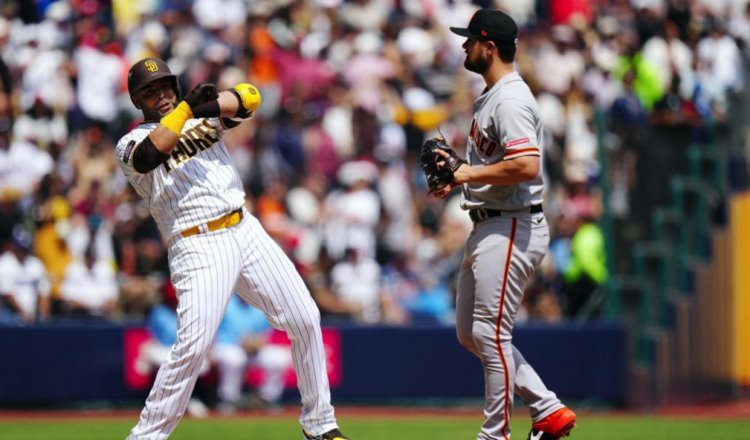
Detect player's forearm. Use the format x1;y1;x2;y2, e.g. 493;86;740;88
131;126;178;173
463;155;539;186
217;90;240;117
149;125;182;155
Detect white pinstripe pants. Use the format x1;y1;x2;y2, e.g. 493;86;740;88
127;212;337;439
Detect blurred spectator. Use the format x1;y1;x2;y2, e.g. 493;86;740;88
13;97;68;151
562;216;608;318
695;16;744;118
380;252;419;324
522;273;564;324
401;269;453;325
31;173;73;313
322;160;380;260
534;24;585;97
610;69;649;137
305;247;365;320
59;243;118;319
211;294;292;413
642;19;693;97
73;28;126;128
0;117;54;202
0;0;743;329
329;247;381;323
0;18;11;119
613;33;664;111
0;225;51;324
134;282;210;418
67;124;117;209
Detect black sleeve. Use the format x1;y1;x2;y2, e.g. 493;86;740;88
219;117;242;129
133;136;170;173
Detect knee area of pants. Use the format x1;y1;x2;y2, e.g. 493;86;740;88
287;312;320;332
470;325;508;346
456;330;475;350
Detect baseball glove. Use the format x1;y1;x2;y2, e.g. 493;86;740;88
420;136;466;193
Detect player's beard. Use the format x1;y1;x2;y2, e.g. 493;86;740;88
464;53;490;75
142;107;161;122
142;100;175;122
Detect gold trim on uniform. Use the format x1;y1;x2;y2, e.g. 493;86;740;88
180;209;243;238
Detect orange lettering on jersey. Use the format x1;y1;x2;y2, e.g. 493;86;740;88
469;119;479;144
470;118;499;156
480;140;498;156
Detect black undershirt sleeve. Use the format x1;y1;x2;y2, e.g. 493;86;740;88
220;118;242;129
133;136;170;173
228;89;251;118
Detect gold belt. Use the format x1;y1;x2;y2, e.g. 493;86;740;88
180;209;243;238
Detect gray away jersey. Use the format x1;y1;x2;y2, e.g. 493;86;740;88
461;71;544;211
115;118;246;240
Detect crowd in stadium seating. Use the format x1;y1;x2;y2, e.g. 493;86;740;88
0;0;746;328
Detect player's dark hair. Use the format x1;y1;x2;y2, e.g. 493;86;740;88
494;41;516;63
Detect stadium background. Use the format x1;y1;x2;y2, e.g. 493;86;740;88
0;0;749;436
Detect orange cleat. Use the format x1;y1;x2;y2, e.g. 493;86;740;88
527;406;576;439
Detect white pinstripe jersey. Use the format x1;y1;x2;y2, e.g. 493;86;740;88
461;71;544;211
115;118;245;240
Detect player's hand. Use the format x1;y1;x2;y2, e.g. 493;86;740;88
432;183;453;199
183;83;218;110
435;149;471;184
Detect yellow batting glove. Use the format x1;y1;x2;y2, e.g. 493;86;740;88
233;83;262;117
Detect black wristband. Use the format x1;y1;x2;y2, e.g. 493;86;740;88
229;89;251;118
191;100;221;118
220;117;242;129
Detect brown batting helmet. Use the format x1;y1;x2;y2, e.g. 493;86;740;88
127;57;180;106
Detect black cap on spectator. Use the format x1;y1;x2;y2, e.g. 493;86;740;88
450;9;518;45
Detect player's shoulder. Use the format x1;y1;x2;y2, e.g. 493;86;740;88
498;77;533;101
497;79;537;111
116;123;156;148
115;123;157;161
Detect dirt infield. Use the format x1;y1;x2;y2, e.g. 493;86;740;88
2;401;750;422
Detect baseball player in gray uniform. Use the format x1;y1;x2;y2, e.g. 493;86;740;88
116;58;349;440
433;10;577;440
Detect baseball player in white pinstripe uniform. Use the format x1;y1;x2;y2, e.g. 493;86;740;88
433;10;577;440
116;58;349;440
